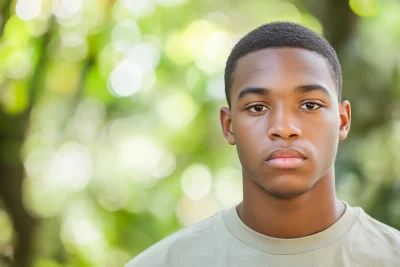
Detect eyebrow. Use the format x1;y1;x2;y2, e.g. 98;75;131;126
237;84;331;100
237;87;270;100
294;84;331;97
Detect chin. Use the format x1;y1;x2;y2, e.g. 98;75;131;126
267;187;311;199
257;174;315;199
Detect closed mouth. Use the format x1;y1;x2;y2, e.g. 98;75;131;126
265;148;307;169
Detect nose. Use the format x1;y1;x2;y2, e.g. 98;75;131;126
267;107;302;140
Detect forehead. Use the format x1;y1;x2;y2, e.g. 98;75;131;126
231;48;336;100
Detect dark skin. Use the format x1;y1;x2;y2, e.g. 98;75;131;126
220;48;351;238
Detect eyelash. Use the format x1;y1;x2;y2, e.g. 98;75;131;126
246;102;323;113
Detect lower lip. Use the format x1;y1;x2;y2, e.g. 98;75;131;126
265;158;305;169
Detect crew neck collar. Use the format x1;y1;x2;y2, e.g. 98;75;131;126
222;201;360;255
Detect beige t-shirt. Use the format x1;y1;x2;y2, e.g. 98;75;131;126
125;201;400;267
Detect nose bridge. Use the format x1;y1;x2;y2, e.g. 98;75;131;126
268;103;301;139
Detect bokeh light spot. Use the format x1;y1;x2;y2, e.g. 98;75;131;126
117;136;161;173
123;0;156;18
214;167;242;207
156;92;198;129
16;0;42;21
111;20;141;53
53;0;83;20
181;164;212;200
0;210;14;247
350;0;379;17
206;75;225;100
183;20;216;59
152;150;176;179
47;142;93;192
175;196;219;226
126;43;159;74
109;60;143;97
165;32;192;64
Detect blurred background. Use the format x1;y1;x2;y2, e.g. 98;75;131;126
0;0;399;266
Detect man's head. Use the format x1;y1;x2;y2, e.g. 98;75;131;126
220;22;351;199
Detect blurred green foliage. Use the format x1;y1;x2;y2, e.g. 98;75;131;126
0;0;399;266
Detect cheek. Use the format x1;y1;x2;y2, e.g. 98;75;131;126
233;115;266;146
305;114;340;163
232;115;267;162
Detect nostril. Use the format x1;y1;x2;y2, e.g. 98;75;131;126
270;133;299;139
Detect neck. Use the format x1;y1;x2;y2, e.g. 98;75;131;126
236;167;345;238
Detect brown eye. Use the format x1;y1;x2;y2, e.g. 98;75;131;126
300;102;322;110
248;105;267;113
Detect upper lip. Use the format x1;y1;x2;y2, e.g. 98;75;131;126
266;148;306;160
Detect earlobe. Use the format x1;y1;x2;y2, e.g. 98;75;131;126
339;100;351;141
220;107;236;145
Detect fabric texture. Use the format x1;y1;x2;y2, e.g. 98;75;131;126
125;201;400;267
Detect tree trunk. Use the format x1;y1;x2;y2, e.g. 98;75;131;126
303;0;358;51
0;112;37;267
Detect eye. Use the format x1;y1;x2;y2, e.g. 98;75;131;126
300;102;322;111
247;104;268;113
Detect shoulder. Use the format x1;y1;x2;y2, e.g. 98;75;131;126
344;206;400;261
124;210;224;267
357;208;400;242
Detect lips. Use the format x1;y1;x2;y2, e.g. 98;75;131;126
265;148;307;169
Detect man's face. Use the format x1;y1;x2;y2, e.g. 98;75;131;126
220;48;351;199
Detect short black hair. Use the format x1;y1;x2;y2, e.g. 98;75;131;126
224;22;342;107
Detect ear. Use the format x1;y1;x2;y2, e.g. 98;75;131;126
339;100;351;141
220;107;235;145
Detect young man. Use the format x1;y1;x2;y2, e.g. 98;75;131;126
126;22;400;266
